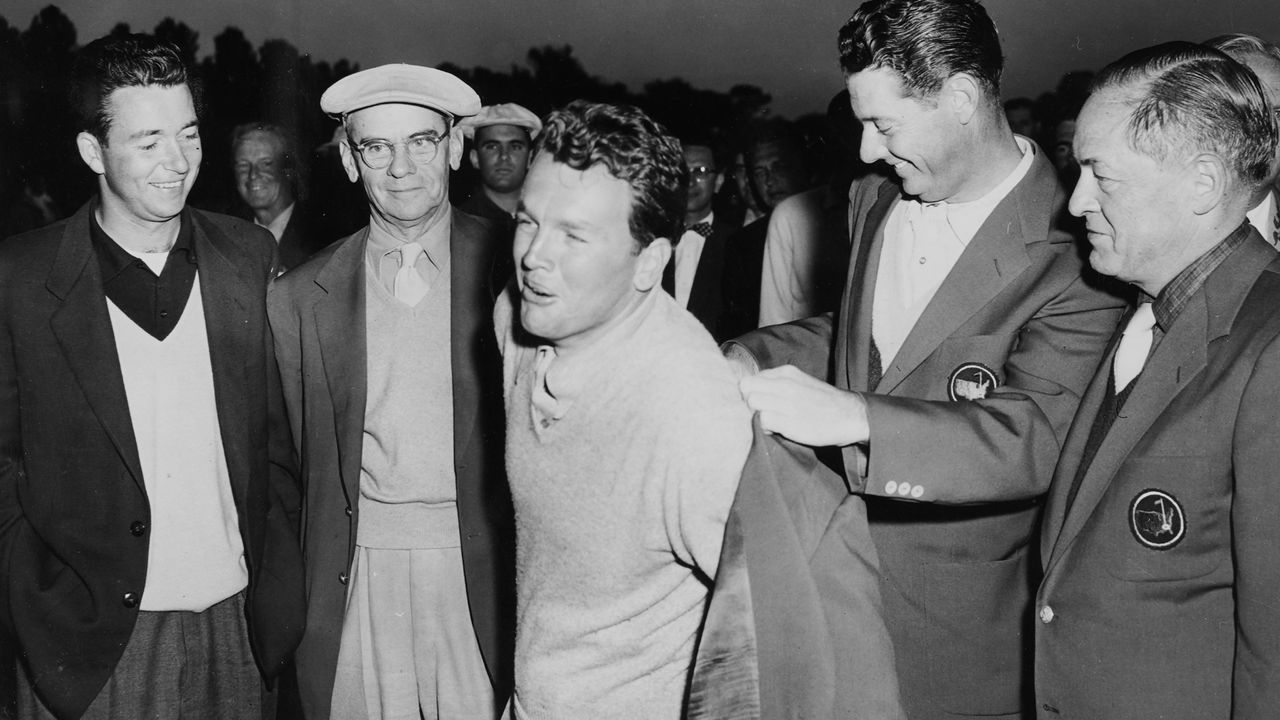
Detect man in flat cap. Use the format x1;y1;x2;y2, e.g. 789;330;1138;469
268;63;514;720
460;103;542;290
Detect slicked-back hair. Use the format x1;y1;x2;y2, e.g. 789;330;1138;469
838;0;1004;102
535;100;687;249
70;33;199;144
1204;33;1280;66
1093;41;1279;188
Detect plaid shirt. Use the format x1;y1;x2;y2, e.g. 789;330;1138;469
1144;222;1253;351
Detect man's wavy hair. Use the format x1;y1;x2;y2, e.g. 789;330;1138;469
837;0;1003;103
534;101;687;249
1093;42;1279;188
70;34;200;144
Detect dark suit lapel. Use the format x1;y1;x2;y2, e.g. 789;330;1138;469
313;229;369;496
46;205;145;491
450;214;482;465
191;212;261;505
1045;236;1275;568
838;179;897;392
1045;297;1207;568
876;187;1032;394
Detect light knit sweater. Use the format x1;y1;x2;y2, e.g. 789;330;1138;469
358;254;459;549
496;287;753;720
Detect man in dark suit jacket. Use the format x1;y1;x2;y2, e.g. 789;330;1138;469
1036;43;1280;720
662;141;733;335
725;2;1124;717
0;34;304;720
718;128;812;341
268;64;513;720
232;122;331;274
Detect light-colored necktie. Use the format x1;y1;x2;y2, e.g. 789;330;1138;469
1113;302;1156;393
394;242;429;305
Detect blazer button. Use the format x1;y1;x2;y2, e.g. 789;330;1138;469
1039;605;1055;624
122;592;139;608
345;506;353;517
339;572;349;586
130;521;148;537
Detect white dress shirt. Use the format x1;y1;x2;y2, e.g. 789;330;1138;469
872;136;1036;365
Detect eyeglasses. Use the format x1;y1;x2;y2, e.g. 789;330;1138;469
347;132;446;169
688;165;718;179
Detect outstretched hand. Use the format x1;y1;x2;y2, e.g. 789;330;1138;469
738;365;870;447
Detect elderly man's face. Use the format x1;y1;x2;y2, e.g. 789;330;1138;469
78;84;202;227
1068;91;1193;293
471;124;532;193
340;103;460;232
514;154;667;352
234;130;292;215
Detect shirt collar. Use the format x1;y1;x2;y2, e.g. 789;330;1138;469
909;135;1036;246
539;288;661;412
1148;221;1253;331
90;205;196;282
255;202;295;243
365;204;451;271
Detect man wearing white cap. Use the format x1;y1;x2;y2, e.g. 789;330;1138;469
460;103;542;291
267;63;514;720
460;103;542;223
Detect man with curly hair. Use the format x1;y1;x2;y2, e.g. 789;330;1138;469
494;100;752;718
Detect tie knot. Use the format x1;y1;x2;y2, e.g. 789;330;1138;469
689;222;713;238
399;242;425;267
1124;302;1157;334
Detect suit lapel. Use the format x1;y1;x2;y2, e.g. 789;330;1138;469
875;186;1033;394
1044;235;1275;569
191;211;259;506
1040;321;1123;561
313;229;369;498
1045;297;1207;569
838;179;897;392
450;214;482;467
46;205;145;491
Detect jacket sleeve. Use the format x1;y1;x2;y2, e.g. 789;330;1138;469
723;312;835;381
1229;331;1280;718
851;270;1124;503
0;276;22;636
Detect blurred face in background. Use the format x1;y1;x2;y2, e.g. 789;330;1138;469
234;129;293;219
682;144;722;221
746;140;806;209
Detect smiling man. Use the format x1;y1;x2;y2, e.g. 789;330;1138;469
1035;42;1280;720
722;1;1125;718
268;64;514;720
0;33;304;719
494;101;751;719
232;122;327;274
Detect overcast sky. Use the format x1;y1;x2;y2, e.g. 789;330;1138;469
6;0;1279;117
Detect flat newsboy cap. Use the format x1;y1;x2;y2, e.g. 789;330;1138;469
320;63;481;120
459;103;543;140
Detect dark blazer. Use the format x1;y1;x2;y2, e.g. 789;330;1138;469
663;217;732;336
459;193;518;297
717;215;770;342
274;203;333;276
0;202;306;720
266;211;515;720
1035;233;1280;720
688;419;904;720
731;152;1125;719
